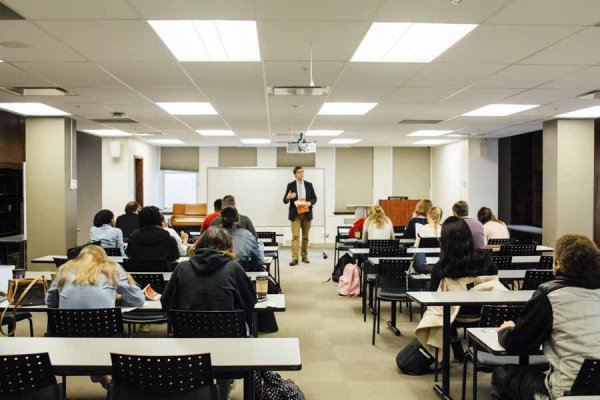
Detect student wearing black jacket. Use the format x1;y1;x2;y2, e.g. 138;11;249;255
403;199;432;239
125;206;179;261
492;234;600;400
115;201;141;240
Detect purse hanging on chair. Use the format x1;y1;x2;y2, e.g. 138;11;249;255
0;276;48;336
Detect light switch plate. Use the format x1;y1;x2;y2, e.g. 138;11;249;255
69;179;78;190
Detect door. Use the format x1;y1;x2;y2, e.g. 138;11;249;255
134;156;143;206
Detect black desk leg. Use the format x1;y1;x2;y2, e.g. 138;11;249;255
243;371;256;400
472;344;478;400
387;301;400;336
518;354;529;366
362;264;367;322
434;304;452;400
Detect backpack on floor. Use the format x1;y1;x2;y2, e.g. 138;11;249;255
332;253;353;282
254;371;305;400
337;263;360;297
396;339;435;375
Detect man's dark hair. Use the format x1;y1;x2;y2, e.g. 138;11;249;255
93;209;114;227
138;206;163;228
452;200;469;217
214;198;223;211
124;201;140;214
293;166;303;174
222;195;236;208
220;207;239;229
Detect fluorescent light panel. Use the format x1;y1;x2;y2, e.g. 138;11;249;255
148;20;260;61
83;129;131;137
150;139;185;145
463;104;539;117
352;22;477;62
241;138;270;144
329;138;361;145
305;130;343;137
0;102;70;116
555;106;600;119
407;129;453;137
412;139;452;145
318;102;377;115
196;130;235;136
157;102;217;115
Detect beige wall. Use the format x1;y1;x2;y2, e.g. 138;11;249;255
160;146;199;172
26;117;77;267
392;147;430;199
335;147;373;212
76;132;102;244
219;147;257;167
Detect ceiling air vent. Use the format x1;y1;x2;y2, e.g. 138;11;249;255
398;119;444;125
90;118;139;124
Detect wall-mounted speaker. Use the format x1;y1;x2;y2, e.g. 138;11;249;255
110;141;121;159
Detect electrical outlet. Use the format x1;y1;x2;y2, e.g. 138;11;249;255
69;179;78;190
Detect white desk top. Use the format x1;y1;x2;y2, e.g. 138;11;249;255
557;397;600;399
466;327;506;353
408;270;552;281
407;290;534;306
0;337;301;371
367;255;542;265
24;270;268;282
31;255;274;266
0;234;26;243
508;225;543;235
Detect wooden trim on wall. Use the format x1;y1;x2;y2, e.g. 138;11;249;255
594;119;600;246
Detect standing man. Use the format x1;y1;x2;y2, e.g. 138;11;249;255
283;166;317;266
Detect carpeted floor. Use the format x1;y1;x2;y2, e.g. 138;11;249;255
16;248;492;399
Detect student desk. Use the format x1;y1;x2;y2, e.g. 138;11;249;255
0;337;301;400
407;291;534;400
351;246;553;256
24;270;269;282
407;270;552;283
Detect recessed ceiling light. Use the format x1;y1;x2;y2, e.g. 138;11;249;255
412;139;453;146
463;104;539;117
83;129;131;137
407;129;454;137
0;102;70;116
352;22;477;63
329;138;362;145
318;102;377;115
150;139;185;145
156;102;217;115
305;130;344;137
241;138;270;144
196;130;236;136
148;20;260;62
555;106;600;119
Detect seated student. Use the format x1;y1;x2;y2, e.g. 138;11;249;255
46;245;144;389
220;207;263;269
414;206;443;248
90;209;125;255
404;199;432;239
201;198;222;232
453;200;486;249
115;201;141;240
362;206;395;243
477;207;510;243
492;234;600;400
415;216;503;362
210;195;257;238
125;206;179;261
161;214;189;257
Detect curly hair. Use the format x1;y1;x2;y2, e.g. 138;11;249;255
93;209;114;227
554;234;600;282
138;206;163;228
188;226;236;259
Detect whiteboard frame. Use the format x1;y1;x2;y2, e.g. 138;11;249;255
206;167;326;229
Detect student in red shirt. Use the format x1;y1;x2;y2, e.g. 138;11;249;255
201;199;222;232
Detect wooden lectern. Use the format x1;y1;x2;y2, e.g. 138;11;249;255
379;199;420;226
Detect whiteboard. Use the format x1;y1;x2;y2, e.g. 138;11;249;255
207;168;325;227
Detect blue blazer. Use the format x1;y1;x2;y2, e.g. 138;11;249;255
283;180;317;221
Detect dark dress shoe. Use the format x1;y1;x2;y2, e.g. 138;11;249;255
289;260;298;266
302;257;310;263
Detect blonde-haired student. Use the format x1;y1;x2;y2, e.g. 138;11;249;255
362;206;395;243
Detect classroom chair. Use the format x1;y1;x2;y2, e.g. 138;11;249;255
0;352;64;400
109;353;216;400
334;225;352;267
564;359;600;396
52;257;68;268
372;259;410;345
103;247;122;256
488;238;514;246
122;258;176;272
490;256;513;270
537;255;553;269
124;274;168;335
500;244;537;256
522;270;554;290
417;237;440;248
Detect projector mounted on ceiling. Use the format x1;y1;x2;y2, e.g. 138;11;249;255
287;132;316;154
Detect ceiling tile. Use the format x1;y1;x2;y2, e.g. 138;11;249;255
406;63;506;87
100;61;191;87
522;27;600;65
503;88;580;105
13;62;120;87
127;0;255;19
443;87;524;104
539;66;600;90
384;86;460;104
135;86;208;102
66;86;146;104
337;63;424;86
255;0;380;21
376;0;511;23
37;20;172;61
183;63;263;86
327;85;397;102
0;63;53;86
479;65;584;89
488;0;600;25
2;0;139;19
264;61;344;86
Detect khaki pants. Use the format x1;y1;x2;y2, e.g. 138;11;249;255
291;213;311;261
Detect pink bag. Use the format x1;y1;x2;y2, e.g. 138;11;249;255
337;263;360;297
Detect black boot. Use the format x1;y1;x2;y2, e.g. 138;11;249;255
451;339;465;363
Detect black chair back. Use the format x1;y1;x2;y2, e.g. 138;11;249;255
393;226;406;234
257;231;276;244
122;258;175;272
53;257;68;268
568;359;600;396
377;259;410;292
417;237;440;248
522;270;554;290
110;353;215;400
538;255;554;270
169;310;246;338
131;273;166;294
488;238;514;246
491;256;513;270
104;247;122;256
500;244;537;256
479;306;525;328
368;239;403;257
336;225;351;240
0;353;62;400
46;308;125;338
